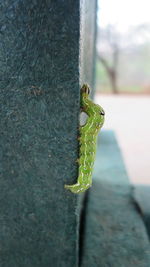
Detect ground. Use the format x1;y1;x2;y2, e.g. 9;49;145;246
95;93;150;185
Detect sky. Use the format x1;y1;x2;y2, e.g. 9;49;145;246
97;0;150;32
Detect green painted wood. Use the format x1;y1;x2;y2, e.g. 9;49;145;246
134;186;150;238
0;1;80;266
80;0;97;95
81;131;150;267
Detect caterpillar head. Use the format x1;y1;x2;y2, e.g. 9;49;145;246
81;84;105;127
92;104;105;129
93;101;105;128
99;106;105;126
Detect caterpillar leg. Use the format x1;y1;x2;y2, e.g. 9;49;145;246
64;182;91;194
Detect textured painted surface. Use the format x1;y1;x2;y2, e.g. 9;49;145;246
80;0;97;94
65;84;105;194
81;131;150;267
0;1;80;266
133;186;150;238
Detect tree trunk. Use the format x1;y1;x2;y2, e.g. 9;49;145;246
109;70;118;94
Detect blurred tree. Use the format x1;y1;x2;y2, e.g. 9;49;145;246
97;23;150;94
97;25;120;94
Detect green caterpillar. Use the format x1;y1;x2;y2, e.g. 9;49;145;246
65;84;105;194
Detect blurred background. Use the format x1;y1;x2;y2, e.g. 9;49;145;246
95;0;150;185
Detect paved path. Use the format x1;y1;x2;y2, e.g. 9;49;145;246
95;94;150;185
